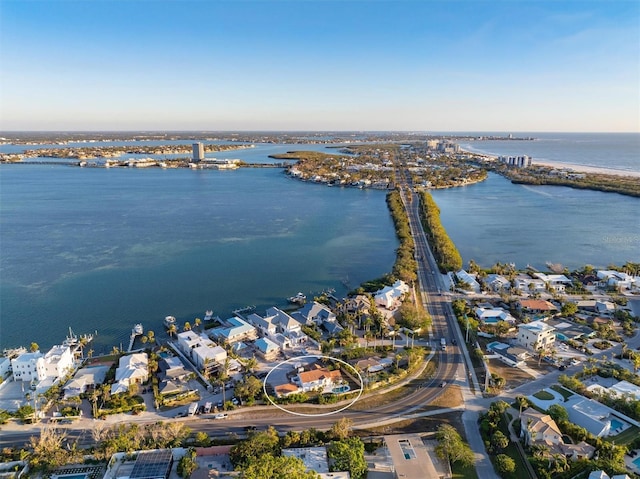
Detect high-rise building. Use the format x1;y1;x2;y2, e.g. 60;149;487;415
192;142;204;162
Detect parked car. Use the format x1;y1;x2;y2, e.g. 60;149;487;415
213;413;228;420
440;381;447;388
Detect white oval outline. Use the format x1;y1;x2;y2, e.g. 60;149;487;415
262;354;364;417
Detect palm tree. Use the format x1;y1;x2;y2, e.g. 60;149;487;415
167;324;177;339
78;336;89;359
217;357;230;408
244;356;258;374
194;318;202;331
183;321;191;332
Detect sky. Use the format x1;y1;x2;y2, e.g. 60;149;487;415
0;0;638;132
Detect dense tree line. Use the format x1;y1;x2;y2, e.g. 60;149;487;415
386;190;418;284
492;164;640;198
418;192;463;272
229;421;364;479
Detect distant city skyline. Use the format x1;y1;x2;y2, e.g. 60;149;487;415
1;0;638;132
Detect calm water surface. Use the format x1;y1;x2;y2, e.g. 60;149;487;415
430;173;640;270
1;136;639;351
0;165;396;351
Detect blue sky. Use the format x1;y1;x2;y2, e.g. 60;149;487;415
1;0;638;132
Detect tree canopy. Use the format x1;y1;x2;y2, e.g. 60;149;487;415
434;424;474;467
327;437;367;479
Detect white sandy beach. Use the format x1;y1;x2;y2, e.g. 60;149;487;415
463;148;640;178
532;160;640;178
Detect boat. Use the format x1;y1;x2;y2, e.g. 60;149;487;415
288;292;307;305
163;316;177;328
133;323;144;335
204;310;214;321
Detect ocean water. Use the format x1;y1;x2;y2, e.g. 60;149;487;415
457;132;640;174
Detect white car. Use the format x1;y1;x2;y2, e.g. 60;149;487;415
213;413;228;420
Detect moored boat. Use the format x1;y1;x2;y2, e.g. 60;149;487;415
288;292;306;305
163;316;176;328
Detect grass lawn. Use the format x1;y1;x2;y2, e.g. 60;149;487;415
451;461;479;479
533;390;554;400
550;384;574;401
500;441;531;479
605;425;640;445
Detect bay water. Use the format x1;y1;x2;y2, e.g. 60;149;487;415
1;135;639;352
0;165;396;352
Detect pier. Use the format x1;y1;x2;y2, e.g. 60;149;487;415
127;324;144;352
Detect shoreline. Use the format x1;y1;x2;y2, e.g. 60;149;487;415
460;147;640;178
532;159;640;179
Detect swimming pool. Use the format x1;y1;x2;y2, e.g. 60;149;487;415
333;385;351;394
632;456;640;468
53;474;89;479
610;418;625;431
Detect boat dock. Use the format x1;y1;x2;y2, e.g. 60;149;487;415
127;324;143;352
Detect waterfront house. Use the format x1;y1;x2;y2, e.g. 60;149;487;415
483;274;511;292
292;301;342;334
158;356;191;383
513;275;546;293
533;273;572;292
111;352;148;395
374;280;410;310
455;270;481;293
42;344;74;379
343;294;371;317
264;307;302;334
210;317;257;344
516;320;556;351
176;331;227;374
63;365;109;398
11;352;46;383
0;356;10;380
246;312;277;336
292;301;337;326
597;270;637;291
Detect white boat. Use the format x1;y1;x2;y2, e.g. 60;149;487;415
163;316;177;328
204;310;214;321
288;292;306;304
133;323;143;335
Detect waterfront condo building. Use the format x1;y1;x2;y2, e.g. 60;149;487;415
192;142;204;162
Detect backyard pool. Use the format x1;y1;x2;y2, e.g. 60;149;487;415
632;456;640;468
610;418;624;429
332;385;351;394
